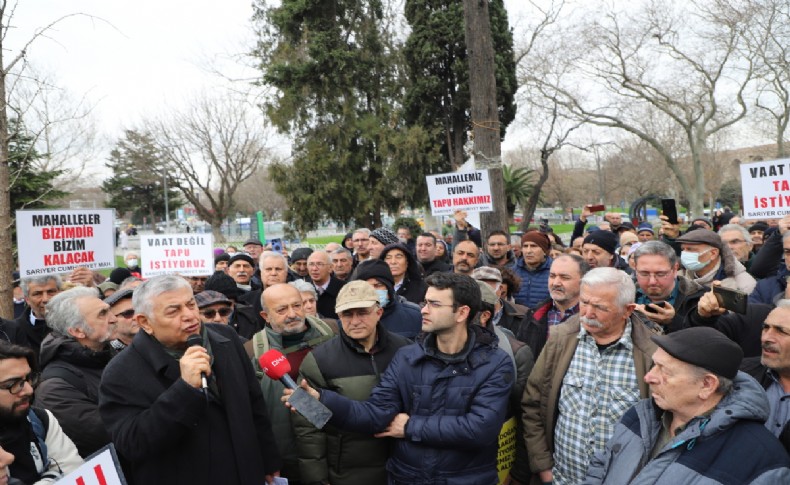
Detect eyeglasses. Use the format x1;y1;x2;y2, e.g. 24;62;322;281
307;262;327;268
419;300;457;310
0;372;39;394
635;271;673;280
115;309;136;319
352;238;370;243
201;307;233;319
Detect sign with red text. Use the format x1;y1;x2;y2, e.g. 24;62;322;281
740;158;790;219
140;233;214;277
17;209;115;278
426;170;493;216
56;444;126;484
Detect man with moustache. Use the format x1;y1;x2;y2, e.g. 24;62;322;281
307;250;346;320
99;275;282;485
36;287;116;457
0;342;82;483
517;254;588;358
451;240;480;276
523;267;657;485
246;284;337;484
742;300;790;454
513;230;554;308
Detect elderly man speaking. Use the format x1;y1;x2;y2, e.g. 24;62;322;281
99;274;282;485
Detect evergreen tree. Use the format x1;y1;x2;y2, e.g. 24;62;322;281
403;0;517;171
9;118;67;211
255;0;436;231
102;130;182;225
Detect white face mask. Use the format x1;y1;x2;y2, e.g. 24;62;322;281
127;259;139;268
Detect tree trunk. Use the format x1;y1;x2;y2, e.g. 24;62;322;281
0;21;11;319
463;0;508;240
519;148;551;232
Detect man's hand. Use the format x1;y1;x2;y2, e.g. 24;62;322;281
264;471;280;484
454;210;468;229
538;469;553;484
374;413;410;438
659;215;680;239
636;301;676;326
281;379;320;412
779;215;790;235
179;345;211;389
698;282;726;318
580;205;592;223
69;266;95;287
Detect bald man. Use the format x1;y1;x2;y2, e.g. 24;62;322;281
245;284;338;484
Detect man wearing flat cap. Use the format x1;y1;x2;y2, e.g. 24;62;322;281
513;230;553;308
585;326;790;483
582;230;632;273
676;228;756;293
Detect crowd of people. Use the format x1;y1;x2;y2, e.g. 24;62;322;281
1;205;790;484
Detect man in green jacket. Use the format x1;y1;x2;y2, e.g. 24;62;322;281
293;281;410;485
246;284;337;484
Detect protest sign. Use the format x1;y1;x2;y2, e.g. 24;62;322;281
140;233;214;278
17;209;115;278
740;158;790;219
56;444;126;485
426;170;494;216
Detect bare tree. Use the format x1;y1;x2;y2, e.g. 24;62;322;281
749;0;790;158
234;165;287;218
0;6;100;318
154;93;274;243
525;0;760;218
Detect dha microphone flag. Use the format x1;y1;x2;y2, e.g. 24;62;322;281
259;349;332;429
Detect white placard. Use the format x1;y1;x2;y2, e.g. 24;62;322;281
740;158;790;219
56;445;126;484
140;233;214;278
426;170;494;216
17;209;115;278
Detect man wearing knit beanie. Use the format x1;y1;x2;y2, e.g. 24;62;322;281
582;230;632;273
513;230;553;308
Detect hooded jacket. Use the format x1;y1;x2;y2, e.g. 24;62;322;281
583;372;790;484
36;332;113;457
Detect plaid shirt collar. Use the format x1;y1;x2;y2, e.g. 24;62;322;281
578;318;634;352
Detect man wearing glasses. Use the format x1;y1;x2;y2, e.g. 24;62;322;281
104;288;139;351
632;241;706;333
293;280;410;485
283;272;513;485
307;251;346;320
0;341;82;482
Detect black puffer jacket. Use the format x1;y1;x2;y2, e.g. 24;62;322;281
295;324;410;485
36;332;113;457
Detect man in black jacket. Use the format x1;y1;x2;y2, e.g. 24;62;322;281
36;286;115;457
294;280;410;485
416;233;452;275
99;274;282;485
741;300;790;454
4;276;62;359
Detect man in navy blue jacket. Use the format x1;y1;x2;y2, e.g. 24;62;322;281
285;272;513;485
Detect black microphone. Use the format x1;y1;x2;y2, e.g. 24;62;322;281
186;334;209;395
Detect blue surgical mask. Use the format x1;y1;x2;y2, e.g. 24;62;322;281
680;249;711;272
375;289;390;307
127;258;138;268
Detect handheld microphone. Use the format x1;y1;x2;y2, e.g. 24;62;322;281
259;349;332;429
186;334;209;395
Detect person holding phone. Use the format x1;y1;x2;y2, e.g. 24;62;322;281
631;241;706;333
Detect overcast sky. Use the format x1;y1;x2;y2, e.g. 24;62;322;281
8;0;530;171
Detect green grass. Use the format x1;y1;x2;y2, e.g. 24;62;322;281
303;234;345;245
